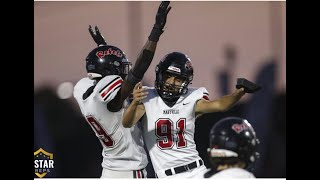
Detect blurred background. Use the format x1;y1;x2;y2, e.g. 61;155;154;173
34;1;286;178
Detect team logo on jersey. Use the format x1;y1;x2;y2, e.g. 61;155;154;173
34;148;54;178
163;109;179;114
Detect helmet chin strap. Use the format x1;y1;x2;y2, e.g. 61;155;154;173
156;88;180;107
161;96;179;107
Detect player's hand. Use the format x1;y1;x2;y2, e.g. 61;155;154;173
132;82;148;105
235;87;245;96
88;25;107;46
236;78;261;93
149;1;172;42
154;1;172;30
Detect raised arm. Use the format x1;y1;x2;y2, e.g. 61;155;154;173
88;25;107;46
196;78;261;114
108;1;172;112
196;88;245;114
123;82;147;128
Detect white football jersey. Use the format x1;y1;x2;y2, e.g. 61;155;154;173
141;86;209;175
204;168;256;178
73;75;148;171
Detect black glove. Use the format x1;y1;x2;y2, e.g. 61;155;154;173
88;25;107;46
236;78;261;93
149;1;172;42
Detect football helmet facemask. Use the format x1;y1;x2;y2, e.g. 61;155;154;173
155;52;193;105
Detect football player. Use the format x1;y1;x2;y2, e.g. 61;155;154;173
123;52;260;178
73;1;171;178
204;116;259;178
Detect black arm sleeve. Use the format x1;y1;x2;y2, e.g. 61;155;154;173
126;49;155;85
107;40;157;112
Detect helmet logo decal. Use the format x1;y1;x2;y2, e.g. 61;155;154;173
232;123;250;134
96;48;123;59
168;66;181;73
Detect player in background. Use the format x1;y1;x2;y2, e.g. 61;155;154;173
203;116;259;178
123;52;261;178
73;1;172;178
